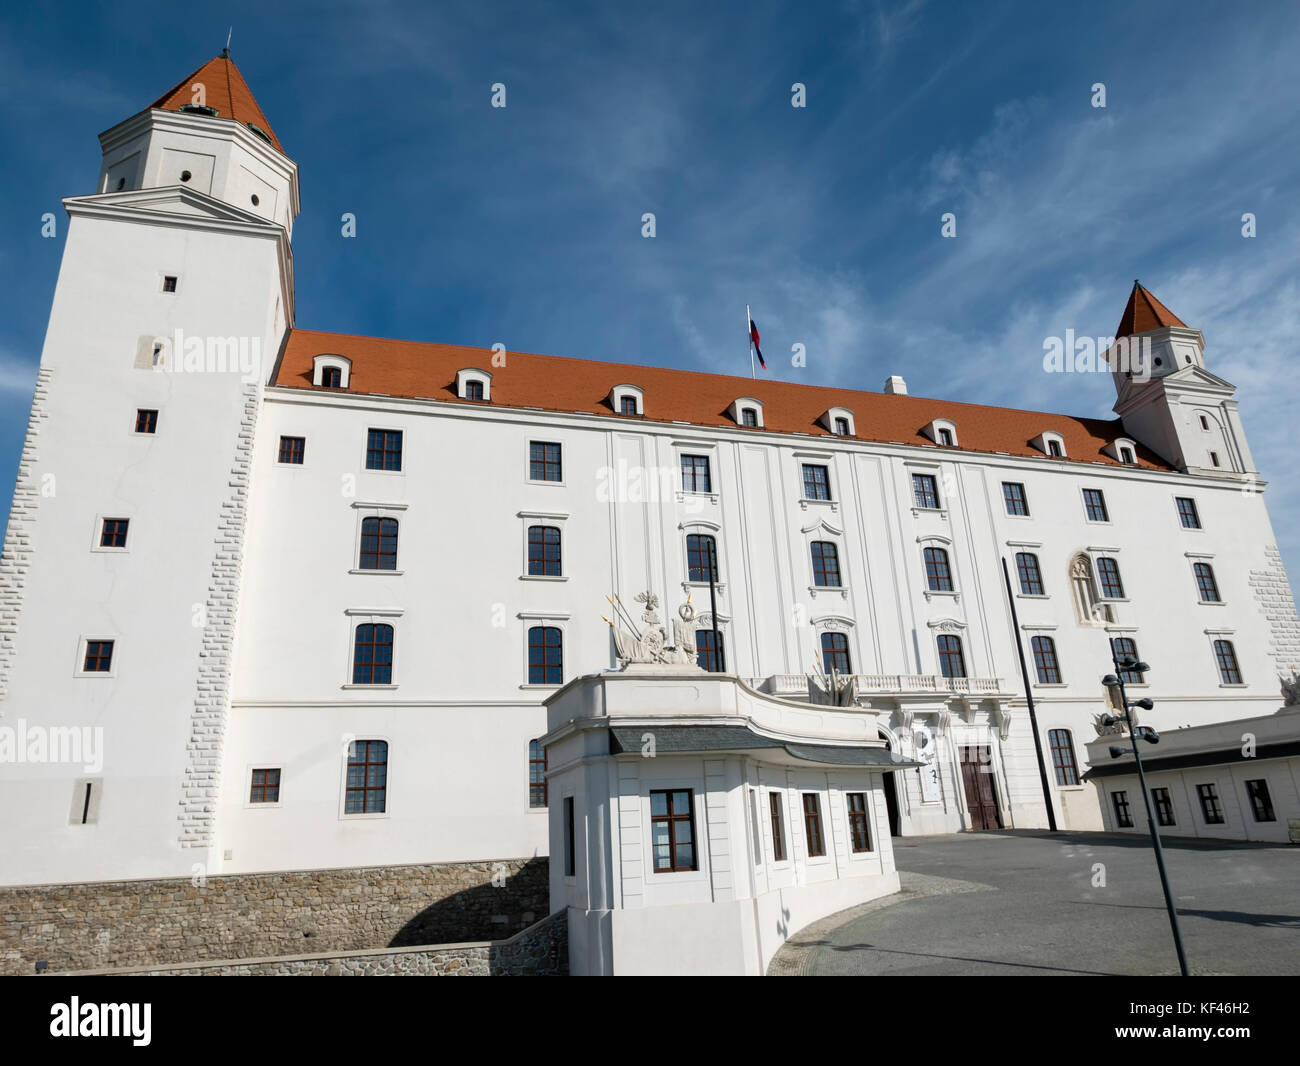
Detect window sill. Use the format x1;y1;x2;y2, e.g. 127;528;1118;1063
527;478;566;487
1219;683;1248;689
808;584;847;599
90;546;130;554
348;568;405;576
520;683;561;690
1033;683;1067;689
341;683;398;690
276;461;305;467
678;490;719;505
1003;513;1033;520
1197;600;1226;606
923;589;959;602
362;468;405;476
244;802;283;810
911;507;948;519
521;574;568;581
1017;593;1050;599
340;812;390;821
1057;785;1087;792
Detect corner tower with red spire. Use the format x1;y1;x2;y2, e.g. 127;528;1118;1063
1105;281;1256;478
0;54;299;884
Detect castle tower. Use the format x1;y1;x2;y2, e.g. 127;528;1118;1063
1106;281;1257;477
0;54;297;884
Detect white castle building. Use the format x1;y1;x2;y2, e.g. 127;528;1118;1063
2;54;1298;890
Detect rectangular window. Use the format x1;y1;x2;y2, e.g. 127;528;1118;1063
936;634;965;678
685;534;717;582
810;541;841;587
769;792;786;862
134;408;158;434
1096;557;1125;598
695;628;725;672
1151;787;1175;827
344;740;387;814
834;417;851;437
802;464;831;501
1083;488;1109;522
1111;790;1133;828
278;435;305;464
528;626;563;685
529;740;547;808
1176;497;1201;529
802;793;825;857
923;547;952;592
162;275;178;292
847;792;872;852
1112;637;1145;685
366;429;403;471
358;517;399;570
1193;563;1220;602
937;427;954;446
1213;639;1242;684
1002;482;1029;516
527;525;562;577
1033;637;1063;685
1245;779;1275;822
1196;783;1224;825
820;631;851;674
563;796;576;876
99;518;129;548
83;640;114;673
1016;552;1044;595
529;440;562;482
1047;728;1078;784
681;454;711;493
249;768;281;804
650;789;697;872
1048;439;1063;457
912;473;940;509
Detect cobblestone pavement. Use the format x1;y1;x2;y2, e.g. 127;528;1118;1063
774;831;1300;976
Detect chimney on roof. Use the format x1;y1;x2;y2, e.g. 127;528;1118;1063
883;375;907;396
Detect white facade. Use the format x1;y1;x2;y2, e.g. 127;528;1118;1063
1;60;1298;890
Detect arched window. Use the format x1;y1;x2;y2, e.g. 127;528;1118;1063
359;517;398;570
528;626;563;685
1031;635;1061;683
321;366;343;389
1213;639;1242;684
353;624;394;685
936;634;965;678
686;534;718;582
345;739;388;814
696;628;725;672
923;547;953;592
1070;554;1112;624
528;525;562;576
1047;729;1079;785
1111;637;1144;683
529;740;548;807
820;632;851;674
1193;562;1220;602
1096;557;1125;598
811;541;841;587
1016;552;1044;595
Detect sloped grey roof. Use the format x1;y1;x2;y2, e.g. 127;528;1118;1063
607;725;919;769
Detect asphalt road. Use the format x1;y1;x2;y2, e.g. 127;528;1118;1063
778;831;1300;976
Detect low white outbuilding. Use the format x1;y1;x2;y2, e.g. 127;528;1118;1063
542;664;917;975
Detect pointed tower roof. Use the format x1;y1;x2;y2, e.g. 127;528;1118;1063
148;52;283;153
1115;280;1187;338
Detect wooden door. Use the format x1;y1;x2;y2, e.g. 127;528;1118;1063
960;746;1002;830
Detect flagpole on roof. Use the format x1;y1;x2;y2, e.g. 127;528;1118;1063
747;304;755;379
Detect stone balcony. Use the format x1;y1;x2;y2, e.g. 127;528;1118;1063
748;673;1009;699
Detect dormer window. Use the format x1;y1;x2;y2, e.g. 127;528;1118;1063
924;419;957;447
819;407;855;436
1104;437;1138;465
609;384;644;417
1032;431;1067;459
246;122;274;145
313;354;352;389
177;104;219;117
729;398;764;428
455;368;492;402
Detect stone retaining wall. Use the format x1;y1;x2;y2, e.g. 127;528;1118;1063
54;910;568;977
1;857;548;975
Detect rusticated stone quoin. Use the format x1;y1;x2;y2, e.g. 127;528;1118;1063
0;856;548;975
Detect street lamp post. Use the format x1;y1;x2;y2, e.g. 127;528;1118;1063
1101;640;1191;977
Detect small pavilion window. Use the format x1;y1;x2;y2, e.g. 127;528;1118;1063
650;789;697;872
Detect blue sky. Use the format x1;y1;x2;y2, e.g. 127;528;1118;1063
1;0;1297;602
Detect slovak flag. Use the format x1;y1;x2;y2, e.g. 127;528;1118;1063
748;314;766;369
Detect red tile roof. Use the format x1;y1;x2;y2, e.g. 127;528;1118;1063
274;328;1171;471
149;54;283;152
1115;281;1186;338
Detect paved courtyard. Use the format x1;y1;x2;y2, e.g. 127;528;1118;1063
773;831;1300;976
